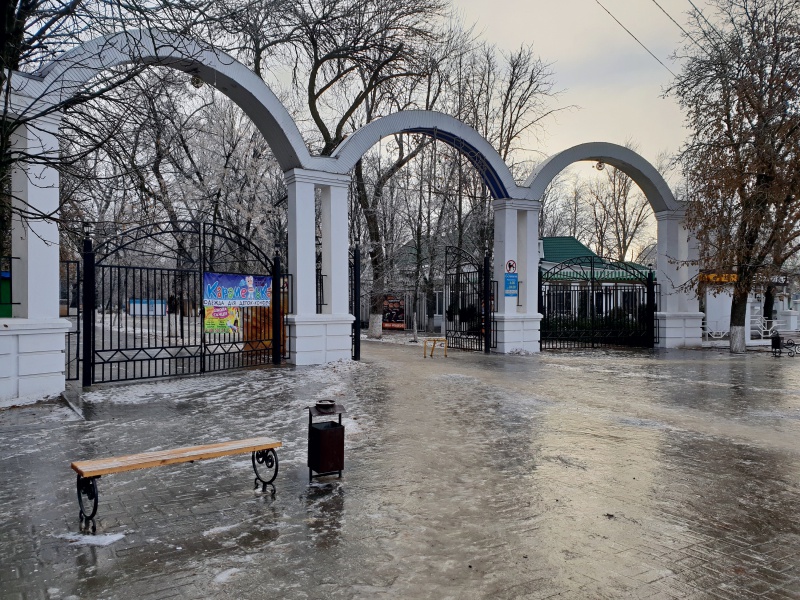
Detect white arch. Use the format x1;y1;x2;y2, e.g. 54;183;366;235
320;111;525;199
12;29;312;172
523;142;679;214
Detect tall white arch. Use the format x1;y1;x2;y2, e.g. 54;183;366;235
3;29;326;398
524;142;679;214
522;142;702;349
13;29;312;172
319;111;526;199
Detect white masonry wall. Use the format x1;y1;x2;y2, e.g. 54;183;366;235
0;321;70;406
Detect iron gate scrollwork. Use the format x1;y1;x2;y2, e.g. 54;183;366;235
82;221;291;385
444;246;496;352
538;256;658;350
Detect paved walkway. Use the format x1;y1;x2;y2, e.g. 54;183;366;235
1;342;799;599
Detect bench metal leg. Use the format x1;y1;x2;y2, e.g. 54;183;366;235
76;475;98;532
252;448;279;491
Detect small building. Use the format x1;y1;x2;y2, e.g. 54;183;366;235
701;274;797;341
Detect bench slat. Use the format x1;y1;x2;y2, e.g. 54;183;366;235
71;437;282;478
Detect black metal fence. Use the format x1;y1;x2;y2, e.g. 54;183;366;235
80;221;291;385
539;256;658;350
349;245;361;360
60;260;81;380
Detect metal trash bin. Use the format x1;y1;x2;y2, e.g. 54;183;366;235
772;333;783;356
308;402;345;482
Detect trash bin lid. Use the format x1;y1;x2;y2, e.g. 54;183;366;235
308;403;346;417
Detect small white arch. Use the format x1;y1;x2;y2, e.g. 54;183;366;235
321;111;525;199
523;142;679;214
13;29;312;172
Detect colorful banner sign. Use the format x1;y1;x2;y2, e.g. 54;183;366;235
204;306;241;333
203;272;272;307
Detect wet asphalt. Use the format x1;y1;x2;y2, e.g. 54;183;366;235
1;341;799;599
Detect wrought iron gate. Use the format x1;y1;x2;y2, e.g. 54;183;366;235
444;246;496;352
539;256;658;350
349;244;361;360
82;221;290;385
60;260;81;380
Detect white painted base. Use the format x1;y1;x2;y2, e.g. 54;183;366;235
0;318;72;405
493;313;542;354
286;314;355;365
778;310;798;331
656;312;704;349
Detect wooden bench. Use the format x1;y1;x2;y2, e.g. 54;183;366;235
71;437;281;529
423;337;448;358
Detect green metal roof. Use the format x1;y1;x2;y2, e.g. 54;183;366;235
541;237;597;263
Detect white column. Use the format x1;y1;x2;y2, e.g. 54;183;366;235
10;122;61;319
492;198;541;354
493;198;519;315
319;176;351;315
1;117;71;404
283;169;353;365
285;169;317;317
682;227;700;313
517;201;541;315
654;208;703;348
656;211;683;314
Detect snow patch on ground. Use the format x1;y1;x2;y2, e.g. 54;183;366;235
507;348;535;356
362;332;427;345
41;406;82;421
203;523;240;537
57;532;125;546
213;568;242;583
435;374;480;384
82;377;215;404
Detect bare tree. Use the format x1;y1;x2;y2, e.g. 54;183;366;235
0;0;225;253
669;0;800;352
539;172;591;241
583;162;652;261
60;72;285;257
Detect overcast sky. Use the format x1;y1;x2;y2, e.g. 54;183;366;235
453;0;701;169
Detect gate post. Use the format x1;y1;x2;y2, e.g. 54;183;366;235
491;198;541;354
272;251;281;365
81;228;95;387
483;252;491;354
646;269;656;349
352;245;361;361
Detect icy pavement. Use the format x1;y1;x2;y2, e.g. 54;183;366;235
1;343;800;599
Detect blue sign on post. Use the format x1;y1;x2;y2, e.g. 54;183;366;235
504;273;518;297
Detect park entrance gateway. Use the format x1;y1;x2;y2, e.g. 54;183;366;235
0;29;704;403
75;221;290;385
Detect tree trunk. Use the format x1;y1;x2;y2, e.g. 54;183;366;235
368;313;383;338
354;160;385;340
763;285;775;328
729;287;749;353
